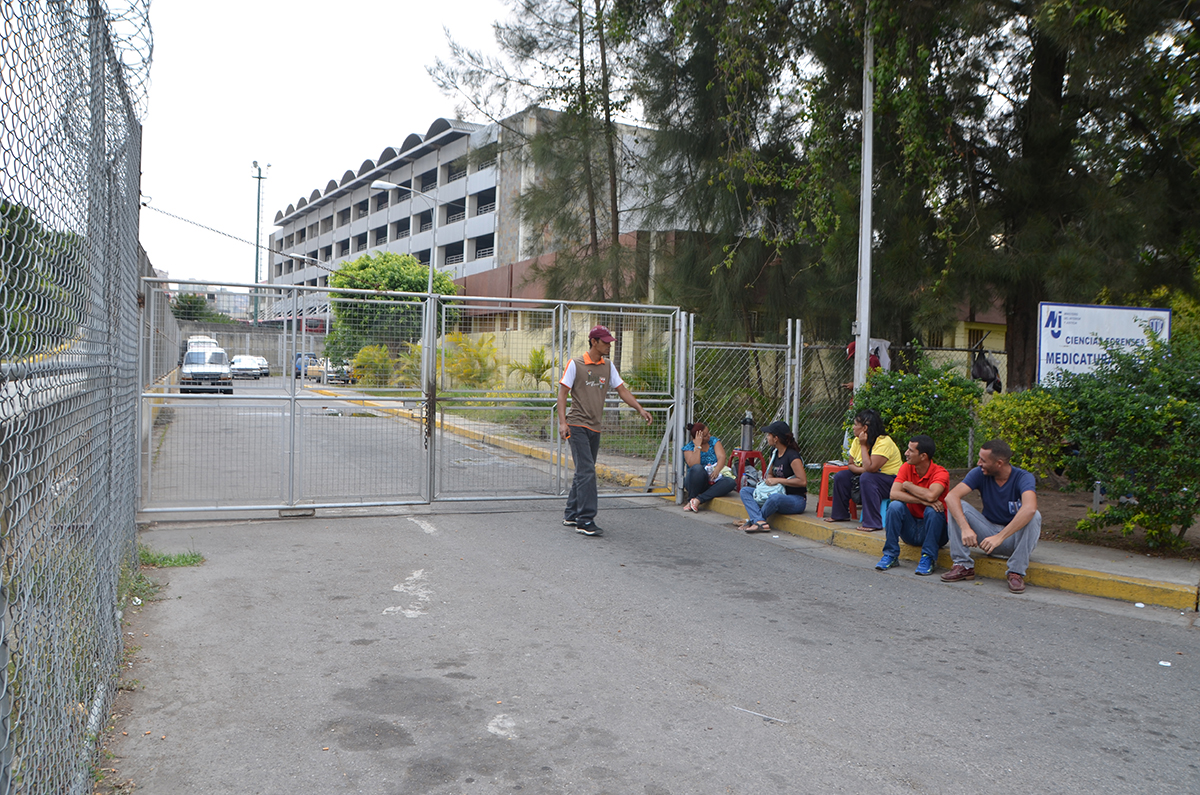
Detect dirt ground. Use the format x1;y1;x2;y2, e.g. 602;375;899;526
946;469;1200;562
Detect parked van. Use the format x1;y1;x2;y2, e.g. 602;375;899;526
181;347;233;394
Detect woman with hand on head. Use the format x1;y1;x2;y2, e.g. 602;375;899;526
827;408;902;531
681;421;736;512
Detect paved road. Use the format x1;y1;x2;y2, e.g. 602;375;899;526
116;498;1199;794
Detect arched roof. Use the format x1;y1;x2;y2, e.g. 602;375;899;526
356;159;375;176
425;118;452;138
401;133;424;152
309;189;322;202
325;179;339;194
296;197;307;209
339;169;356;186
274;210;283;223
285;203;295;215
378;146;398;163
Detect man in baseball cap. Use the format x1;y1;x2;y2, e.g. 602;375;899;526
557;324;653;537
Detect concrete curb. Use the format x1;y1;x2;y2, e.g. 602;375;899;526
305;387;668;491
689;495;1200;611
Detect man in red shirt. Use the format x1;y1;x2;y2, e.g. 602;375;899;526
875;434;950;576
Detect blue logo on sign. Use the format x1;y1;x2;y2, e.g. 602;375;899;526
1148;317;1165;335
1045;311;1062;339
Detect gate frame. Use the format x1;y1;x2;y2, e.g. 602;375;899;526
138;277;686;513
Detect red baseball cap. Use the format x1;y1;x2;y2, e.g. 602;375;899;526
589;324;615;342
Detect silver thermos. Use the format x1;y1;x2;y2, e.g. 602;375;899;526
739;411;754;451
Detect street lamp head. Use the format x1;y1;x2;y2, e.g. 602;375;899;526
253;160;258;169
371;180;400;192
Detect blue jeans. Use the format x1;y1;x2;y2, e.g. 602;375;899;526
685;464;736;504
739;486;807;524
883;501;948;560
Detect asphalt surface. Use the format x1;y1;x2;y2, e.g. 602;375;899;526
114;497;1200;794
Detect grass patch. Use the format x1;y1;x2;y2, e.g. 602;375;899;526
138;543;204;568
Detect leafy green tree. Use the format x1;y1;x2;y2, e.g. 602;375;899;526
170;293;234;323
325;252;456;363
444;332;501;389
351;344;395;387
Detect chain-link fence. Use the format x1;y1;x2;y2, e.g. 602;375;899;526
795;342;1008;466
690;343;792;454
0;2;150;792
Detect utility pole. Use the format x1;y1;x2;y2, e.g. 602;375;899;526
853;23;874;390
252;161;269;325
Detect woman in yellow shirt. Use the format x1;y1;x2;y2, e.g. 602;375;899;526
827;408;902;531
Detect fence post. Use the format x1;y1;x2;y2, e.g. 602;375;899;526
967;426;975;470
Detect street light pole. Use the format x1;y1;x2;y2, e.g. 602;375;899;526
252;161;270;325
370;180;439;295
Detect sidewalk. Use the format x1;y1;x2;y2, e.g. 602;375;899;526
695;494;1200;611
304;383;1200;611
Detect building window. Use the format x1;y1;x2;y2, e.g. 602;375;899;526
417;210;433;233
356;200;369;219
393;218;410;239
297;228;306;243
415;249;430;266
968;328;987;349
419;169;437;192
473;188;496;215
374;191;389;212
337;240;350;257
926;330;944;348
320;216;333;234
445;201;466;224
471;233;494;259
446;159;467;182
307;223;318;239
373;226;387;247
444;242;464;265
355;233;368;252
337;208;351;227
284;233;294;248
321;245;333;262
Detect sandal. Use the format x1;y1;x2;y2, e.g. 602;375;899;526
745;521;771;534
735;521;755;531
688;498;701;512
855;526;881;532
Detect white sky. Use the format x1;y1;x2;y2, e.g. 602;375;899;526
139;0;509;288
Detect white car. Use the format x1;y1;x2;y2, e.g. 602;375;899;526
230;355;261;380
254;356;270;376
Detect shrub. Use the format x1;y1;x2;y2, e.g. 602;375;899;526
976;389;1074;482
1058;333;1200;549
352;344;394;387
848;352;982;468
444;332;500;389
507;347;556;391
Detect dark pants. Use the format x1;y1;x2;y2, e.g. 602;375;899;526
684;464;736;504
883;502;949;560
564;426;602;524
831;469;895;528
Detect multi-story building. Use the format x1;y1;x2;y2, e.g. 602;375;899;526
265;108;651;320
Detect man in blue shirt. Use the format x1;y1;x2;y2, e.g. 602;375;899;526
941;438;1041;593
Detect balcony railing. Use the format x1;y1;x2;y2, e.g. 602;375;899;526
396;229;410;239
357;208;369;219
445;253;464;265
476;158;496;170
448;168;467;182
356;241;367;252
419;221;433;232
476;202;495;215
474;246;494;259
375;235;387;246
447;210;466;223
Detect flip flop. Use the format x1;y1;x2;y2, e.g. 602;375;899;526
735;521;755;531
745;521;771;533
855;526;881;532
688;498;701;512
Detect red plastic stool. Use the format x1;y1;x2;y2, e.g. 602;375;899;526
814;462;858;520
729;449;765;489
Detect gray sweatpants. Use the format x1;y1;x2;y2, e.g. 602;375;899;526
947;502;1041;576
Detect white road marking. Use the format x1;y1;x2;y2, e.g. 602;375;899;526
407;517;438;535
487;714;516;738
383;569;432;617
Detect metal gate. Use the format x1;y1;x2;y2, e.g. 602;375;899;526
138;279;684;513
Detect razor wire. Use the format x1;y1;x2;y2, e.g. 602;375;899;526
0;2;150;792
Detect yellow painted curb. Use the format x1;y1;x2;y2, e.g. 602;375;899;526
304;387;668;490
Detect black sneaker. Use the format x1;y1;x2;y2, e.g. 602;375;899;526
562;518;577;527
575;522;603;537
